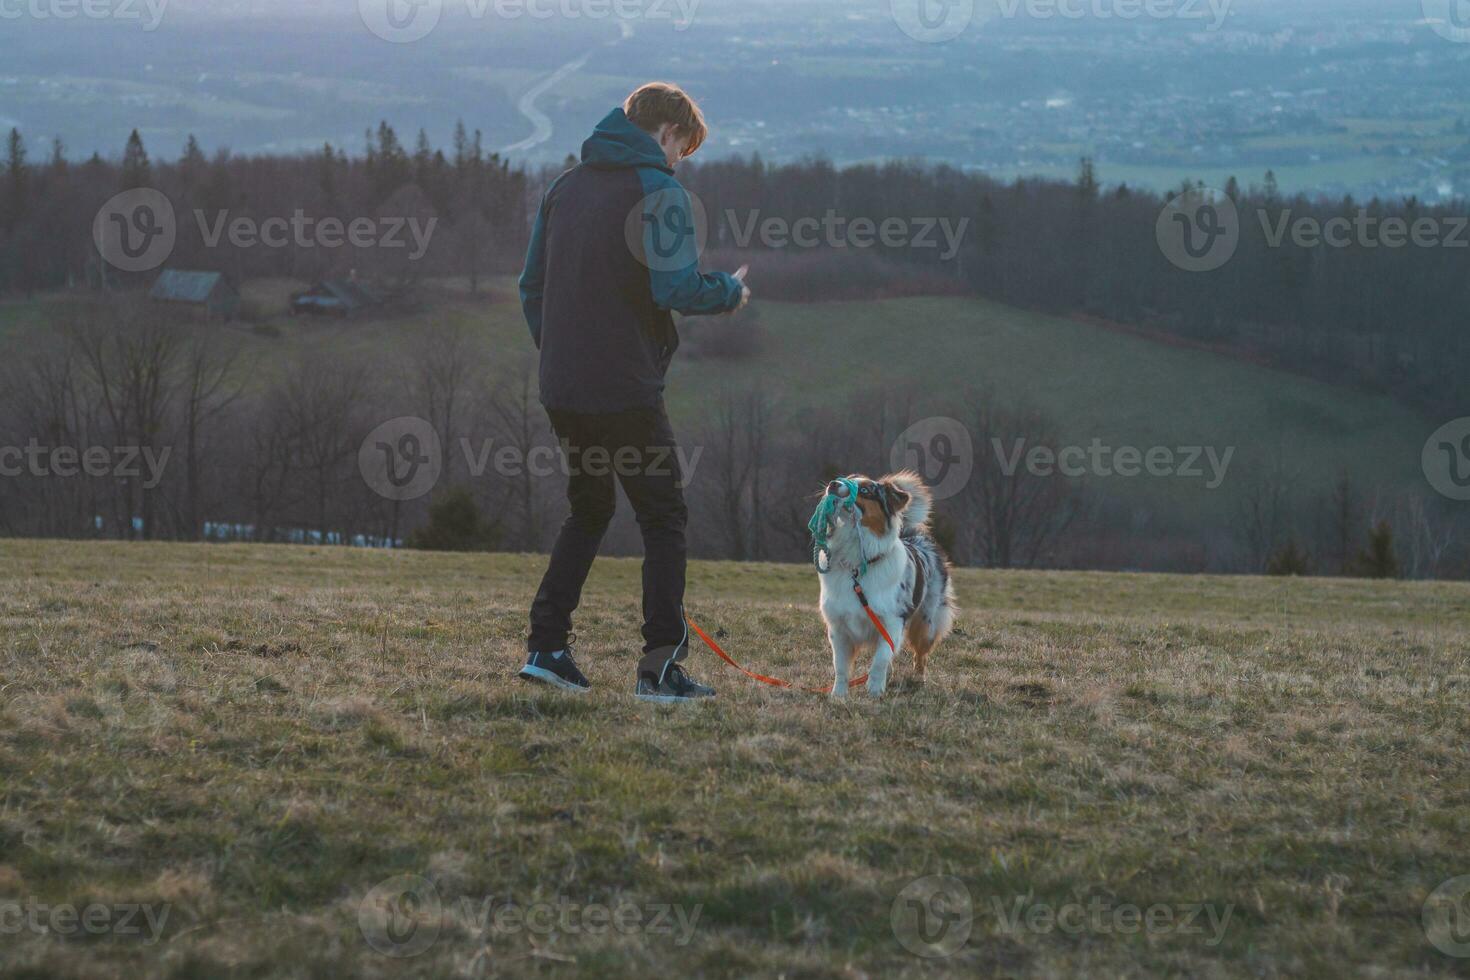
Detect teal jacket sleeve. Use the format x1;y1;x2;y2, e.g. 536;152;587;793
519;189;550;348
638;174;743;316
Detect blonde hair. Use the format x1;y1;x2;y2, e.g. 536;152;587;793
623;82;708;158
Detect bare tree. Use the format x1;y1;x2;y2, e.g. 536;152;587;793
485;357;551;551
174;329;247;539
406;321;482;491
957;394;1081;569
1399;493;1460;580
67;300;186;539
277;353;369;542
691;387;775;560
1237;459;1295;573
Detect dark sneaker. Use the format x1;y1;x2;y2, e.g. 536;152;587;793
635;662;715;703
518;639;590;693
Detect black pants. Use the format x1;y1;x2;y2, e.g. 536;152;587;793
528;402;689;665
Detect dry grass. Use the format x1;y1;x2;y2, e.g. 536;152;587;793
0;540;1467;978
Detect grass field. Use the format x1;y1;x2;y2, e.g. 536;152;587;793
1;540;1468;977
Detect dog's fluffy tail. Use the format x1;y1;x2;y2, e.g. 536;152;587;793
886;470;933;532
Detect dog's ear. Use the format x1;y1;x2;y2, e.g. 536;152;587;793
882;481;911;515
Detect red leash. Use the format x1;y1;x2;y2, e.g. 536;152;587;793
686;578;897;695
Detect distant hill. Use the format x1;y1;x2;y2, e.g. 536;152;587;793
1;282;1437;539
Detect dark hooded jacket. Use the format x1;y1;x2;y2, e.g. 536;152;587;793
519;108;743;413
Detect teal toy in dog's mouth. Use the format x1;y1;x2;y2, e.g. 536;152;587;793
808;477;865;576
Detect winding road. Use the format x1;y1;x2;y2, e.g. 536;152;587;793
500;20;634;156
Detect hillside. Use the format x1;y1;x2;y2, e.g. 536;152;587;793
1;541;1467;977
1;283;1435;532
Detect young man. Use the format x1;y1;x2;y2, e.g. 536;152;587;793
517;82;750;702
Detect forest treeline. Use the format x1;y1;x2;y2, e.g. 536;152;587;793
0;124;1464;577
2;125;1465;416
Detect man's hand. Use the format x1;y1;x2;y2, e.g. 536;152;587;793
731;264;751;313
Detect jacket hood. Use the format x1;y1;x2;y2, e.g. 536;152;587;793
580;108;672;172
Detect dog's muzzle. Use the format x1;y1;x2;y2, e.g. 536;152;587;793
826;480;850;499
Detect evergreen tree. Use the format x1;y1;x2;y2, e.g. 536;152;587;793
1351;521;1400;579
371;121;410;202
407;487;500;552
1266;539;1312;577
120;129;151;189
180;134;207;189
5;128;26;231
452;119;470;171
1076;156;1098;201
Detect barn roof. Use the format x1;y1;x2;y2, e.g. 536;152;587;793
150;270;231;304
320;280;380;310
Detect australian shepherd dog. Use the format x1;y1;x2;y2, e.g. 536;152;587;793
813;472;956;697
